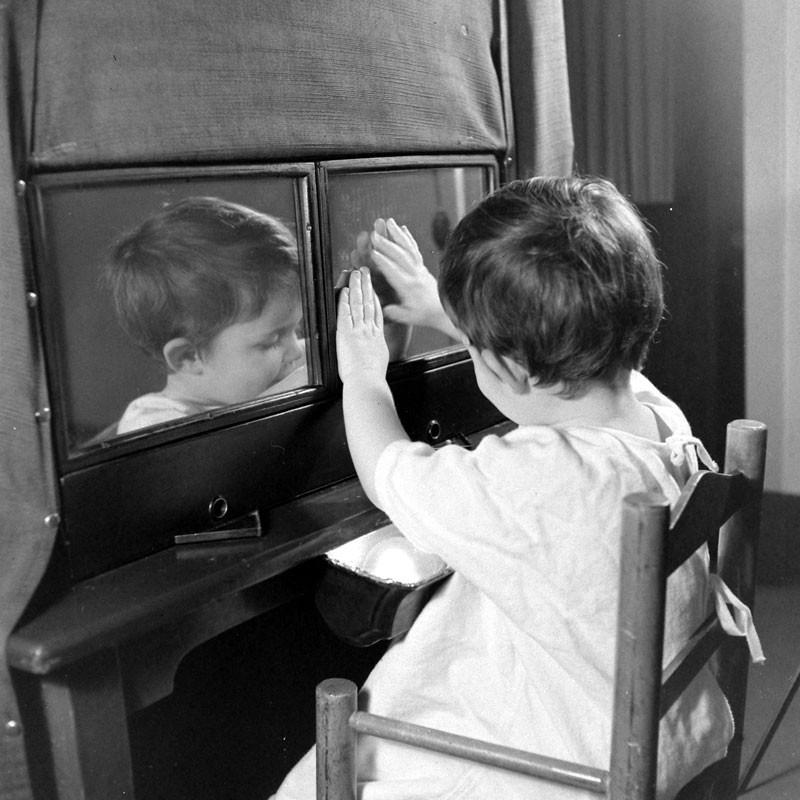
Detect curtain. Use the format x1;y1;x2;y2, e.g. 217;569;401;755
564;0;674;203
508;0;574;177
0;6;60;799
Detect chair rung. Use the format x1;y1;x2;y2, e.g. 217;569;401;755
350;710;609;794
660;615;727;717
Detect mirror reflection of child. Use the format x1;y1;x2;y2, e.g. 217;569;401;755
106;196;307;435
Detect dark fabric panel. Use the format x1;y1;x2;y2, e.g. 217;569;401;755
0;8;60;800
32;0;507;168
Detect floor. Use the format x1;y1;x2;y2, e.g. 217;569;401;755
738;576;800;799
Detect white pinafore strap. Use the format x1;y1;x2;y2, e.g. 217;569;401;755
665;433;720;473
709;574;766;664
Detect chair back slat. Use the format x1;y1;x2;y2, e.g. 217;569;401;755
666;471;748;576
659;615;726;717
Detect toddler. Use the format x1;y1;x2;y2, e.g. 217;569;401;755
106;196;307;434
273;177;739;799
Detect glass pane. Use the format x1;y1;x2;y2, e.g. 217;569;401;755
326;165;491;361
35;172;315;454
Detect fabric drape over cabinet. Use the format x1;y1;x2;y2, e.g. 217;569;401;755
29;0;572;177
32;0;508;168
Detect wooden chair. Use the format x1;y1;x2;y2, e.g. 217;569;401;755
315;419;767;800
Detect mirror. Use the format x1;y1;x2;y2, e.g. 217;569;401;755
31;159;495;462
325;163;493;362
32;168;316;455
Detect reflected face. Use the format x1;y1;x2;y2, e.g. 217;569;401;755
197;296;305;406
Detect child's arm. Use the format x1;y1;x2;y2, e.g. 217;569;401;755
337;267;409;505
367;218;462;341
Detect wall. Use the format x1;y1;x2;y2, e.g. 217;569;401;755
743;2;800;495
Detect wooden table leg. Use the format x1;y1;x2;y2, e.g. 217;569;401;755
39;648;134;800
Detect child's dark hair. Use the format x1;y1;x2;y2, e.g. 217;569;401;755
439;176;664;396
106;196;300;363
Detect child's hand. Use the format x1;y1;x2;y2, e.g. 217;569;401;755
367;218;459;338
348;222;412;361
336;267;390;384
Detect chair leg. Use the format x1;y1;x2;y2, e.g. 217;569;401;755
739;662;800;793
316;679;358;800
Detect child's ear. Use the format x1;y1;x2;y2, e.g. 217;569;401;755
163;338;202;374
478;349;531;394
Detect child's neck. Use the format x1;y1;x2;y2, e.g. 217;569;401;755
161;373;220;409
516;371;660;440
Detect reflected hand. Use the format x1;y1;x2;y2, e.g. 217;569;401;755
349;225;396;301
336;268;390;384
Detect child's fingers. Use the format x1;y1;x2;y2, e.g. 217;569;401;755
369;247;410;285
347;268;366;325
358;268;380;329
337;286;352;326
373;281;384;329
386;218;422;256
371;219;422;266
338;268;383;333
359;268;374;323
370;229;416;274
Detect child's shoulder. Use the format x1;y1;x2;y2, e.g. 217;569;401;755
630;370;691;435
472;423;599;468
117;392;198;434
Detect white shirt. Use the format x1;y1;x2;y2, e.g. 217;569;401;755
272;372;733;800
116;392;215;434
